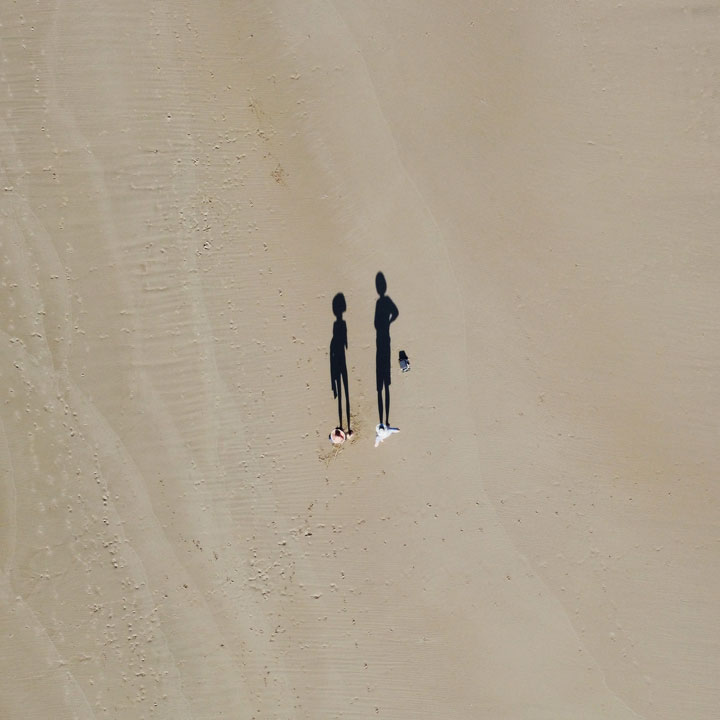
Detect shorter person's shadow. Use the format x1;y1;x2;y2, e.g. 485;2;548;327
330;292;351;433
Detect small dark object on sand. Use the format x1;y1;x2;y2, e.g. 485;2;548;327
399;350;410;373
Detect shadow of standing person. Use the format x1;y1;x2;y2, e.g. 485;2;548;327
374;272;399;426
330;292;352;434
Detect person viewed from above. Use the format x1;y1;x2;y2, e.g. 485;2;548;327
374;423;399;447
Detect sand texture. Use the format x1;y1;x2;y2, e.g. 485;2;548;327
1;2;719;718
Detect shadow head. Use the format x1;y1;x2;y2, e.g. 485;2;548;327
375;271;387;296
332;292;346;318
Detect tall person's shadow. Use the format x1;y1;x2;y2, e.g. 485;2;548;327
374;272;399;426
330;292;352;434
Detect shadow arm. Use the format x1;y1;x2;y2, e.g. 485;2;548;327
389;298;399;324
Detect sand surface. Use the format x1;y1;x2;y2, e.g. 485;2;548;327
1;2;719;718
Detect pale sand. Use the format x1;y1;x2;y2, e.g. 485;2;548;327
1;2;718;718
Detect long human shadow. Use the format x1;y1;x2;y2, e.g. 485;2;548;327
374;271;399;426
330;292;351;433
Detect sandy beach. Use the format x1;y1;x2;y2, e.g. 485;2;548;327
1;2;719;718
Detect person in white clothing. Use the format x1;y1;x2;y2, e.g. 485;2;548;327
375;423;399;447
